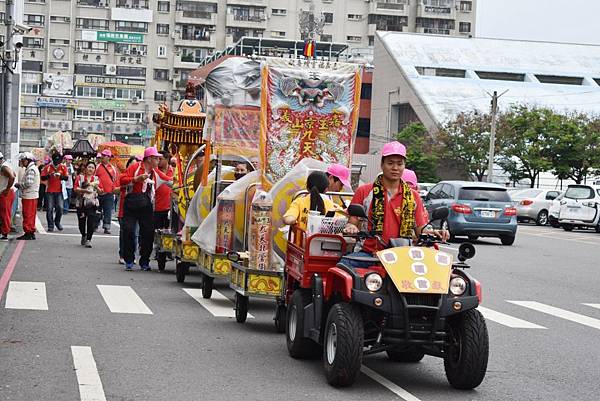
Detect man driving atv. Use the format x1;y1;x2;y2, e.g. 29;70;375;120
343;141;449;267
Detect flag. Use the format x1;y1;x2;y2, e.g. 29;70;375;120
303;40;315;58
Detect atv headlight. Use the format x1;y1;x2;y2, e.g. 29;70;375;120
449;277;467;296
365;273;383;292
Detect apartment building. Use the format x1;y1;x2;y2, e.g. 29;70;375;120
4;0;476;149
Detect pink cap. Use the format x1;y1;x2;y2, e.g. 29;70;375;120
64;155;73;160
96;153;102;158
143;146;160;159
135;154;143;161
381;141;407;158
326;163;351;189
402;168;418;189
100;149;113;157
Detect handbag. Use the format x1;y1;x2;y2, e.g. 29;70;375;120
124;192;152;212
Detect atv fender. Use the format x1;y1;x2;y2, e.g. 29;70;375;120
324;267;354;301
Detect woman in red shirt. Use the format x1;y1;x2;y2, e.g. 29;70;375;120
73;161;103;248
154;151;174;229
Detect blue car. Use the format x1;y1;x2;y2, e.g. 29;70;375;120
423;181;518;245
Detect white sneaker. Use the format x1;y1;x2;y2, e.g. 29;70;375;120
118;257;125;265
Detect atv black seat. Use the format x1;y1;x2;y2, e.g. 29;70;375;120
342;255;380;264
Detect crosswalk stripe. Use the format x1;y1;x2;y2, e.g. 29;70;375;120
478;306;546;329
35;215;46;234
362;366;422;401
183;288;254;319
4;281;48;310
97;285;153;315
71;346;107;401
508;301;600;330
582;303;600;310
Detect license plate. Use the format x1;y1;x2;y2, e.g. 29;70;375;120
480;210;495;218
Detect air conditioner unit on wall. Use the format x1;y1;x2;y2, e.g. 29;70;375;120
105;64;117;75
131;97;139;104
104;115;112;122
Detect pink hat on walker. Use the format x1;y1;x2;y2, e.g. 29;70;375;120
326;163;352;189
381;141;407;158
143;146;160;159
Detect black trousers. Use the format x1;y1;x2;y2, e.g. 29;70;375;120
153;210;169;230
123;194;154;266
77;207;98;241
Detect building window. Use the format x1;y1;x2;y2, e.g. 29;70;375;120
157;1;170;12
272;8;286;16
459;22;471;33
154;91;167;101
320;34;332;42
154;69;169;81
460;1;473;12
156;24;169;35
22;60;44;71
24;14;45;26
536;75;584;86
115;21;148;33
74;109;104;121
116;66;146;77
23;38;44;49
21;106;41;117
49;62;69;70
77;0;109;7
50;16;71;24
415;66;466;78
114;111;144;122
114;44;148;56
76;41;109;53
348;14;363;21
346;35;362;42
75;86;105;98
115;88;144;100
357;118;371;138
360;83;372;100
50;39;70;45
271;31;285;38
21;83;42;95
323;12;333;23
115;0;149;8
76;18;109;29
74;64;105;75
476;71;525;82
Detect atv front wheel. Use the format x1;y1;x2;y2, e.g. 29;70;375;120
444;309;489;389
323;303;363;387
386;347;425;363
286;289;320;358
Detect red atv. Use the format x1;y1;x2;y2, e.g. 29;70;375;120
284;205;488;389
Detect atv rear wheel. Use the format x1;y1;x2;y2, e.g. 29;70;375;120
444;309;489;389
386;347;425;363
323;303;363;387
286;289;320;358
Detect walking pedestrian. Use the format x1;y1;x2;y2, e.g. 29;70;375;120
15;152;40;240
37;158;48;211
117;156;138;265
95;150;119;235
74;161;102;248
63;155;75;213
40;153;68;232
0;153;16;240
120;147;160;271
154;151;174;231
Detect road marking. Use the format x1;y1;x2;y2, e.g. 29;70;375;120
518;230;598;245
97;285;153;314
71;346;107;401
112;221;120;228
183;288;254;319
582;303;600;310
477;306;546;329
35;215;46;234
4;281;48;310
362;365;422;401
508;301;600;330
0;240;26;302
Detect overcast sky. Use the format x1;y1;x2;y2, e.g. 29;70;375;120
476;0;600;46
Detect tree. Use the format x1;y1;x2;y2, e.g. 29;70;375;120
395;122;439;182
437;111;494;181
496;106;556;188
547;113;600;184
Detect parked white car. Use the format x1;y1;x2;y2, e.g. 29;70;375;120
558;185;600;232
417;182;436;198
511;188;561;225
548;191;565;228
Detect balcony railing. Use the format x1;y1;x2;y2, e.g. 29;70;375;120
233;14;266;22
423;27;450;34
181;10;213;19
376;2;405;10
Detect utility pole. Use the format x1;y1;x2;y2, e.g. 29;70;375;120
2;0;22;160
486;89;508;183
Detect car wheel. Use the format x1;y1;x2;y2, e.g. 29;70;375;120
562;224;574;232
549;216;560;228
595;221;600;233
536;210;548;226
500;235;515;246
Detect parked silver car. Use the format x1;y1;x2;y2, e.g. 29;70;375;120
511;188;561;225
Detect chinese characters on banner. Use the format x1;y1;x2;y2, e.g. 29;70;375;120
260;59;362;185
213;105;260;158
216;199;235;253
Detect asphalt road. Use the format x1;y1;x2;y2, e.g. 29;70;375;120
1;214;600;401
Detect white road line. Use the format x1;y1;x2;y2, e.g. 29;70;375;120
35;215;46;234
4;281;48;310
38;232;118;239
111;220;120;228
508;301;600;330
71;346;107;401
582;303;600;310
477;306;546;329
97;285;153;314
362;366;422;401
183;288;254;319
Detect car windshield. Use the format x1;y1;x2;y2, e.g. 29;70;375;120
565;186;594;200
512;189;543;199
458;187;510;202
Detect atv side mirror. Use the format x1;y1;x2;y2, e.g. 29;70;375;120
430;207;449;223
458;243;476;262
347;204;368;219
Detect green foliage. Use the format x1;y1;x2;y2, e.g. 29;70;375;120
437;111;493;181
394;122;439;182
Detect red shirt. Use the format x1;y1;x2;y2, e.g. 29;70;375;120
154;166;174;212
41;164;68;193
95;162;119;194
350;183;427;253
118;187;126;218
73;174;104;193
119;161;152;194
